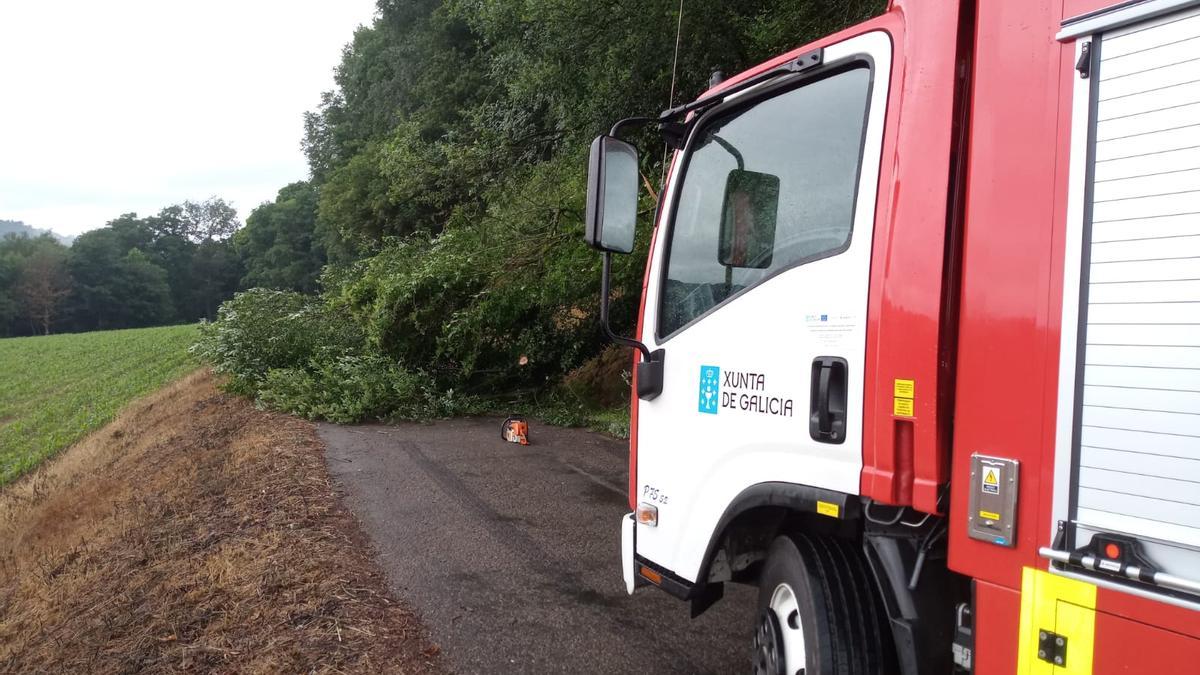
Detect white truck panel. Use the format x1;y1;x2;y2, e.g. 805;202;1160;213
1086;302;1200;323
1081;424;1199;457
1101;10;1200;56
632;31;892;582
1091;194;1200;223
1085;344;1200;369
1094;123;1200;159
1083;382;1200;411
1092;167;1200;201
1087;256;1200;282
1094;146;1200;181
1081;445;1200;477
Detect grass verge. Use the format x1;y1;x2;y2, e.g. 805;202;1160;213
0;325;199;486
0;370;443;673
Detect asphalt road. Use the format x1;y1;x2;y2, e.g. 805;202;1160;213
319;418;753;674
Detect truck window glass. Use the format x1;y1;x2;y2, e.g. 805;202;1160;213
658;66;871;338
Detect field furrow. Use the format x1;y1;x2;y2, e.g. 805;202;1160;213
0;324;200;485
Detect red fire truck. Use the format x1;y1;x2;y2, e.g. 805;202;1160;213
585;0;1200;672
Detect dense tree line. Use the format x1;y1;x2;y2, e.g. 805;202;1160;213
1;182;341;337
197;0;885;420
0;199;245;336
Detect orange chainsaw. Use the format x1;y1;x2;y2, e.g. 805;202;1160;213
501;416;529;445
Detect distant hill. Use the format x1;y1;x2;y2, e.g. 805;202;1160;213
0;219;74;246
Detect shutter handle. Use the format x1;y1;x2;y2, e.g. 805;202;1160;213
1076;41;1092;79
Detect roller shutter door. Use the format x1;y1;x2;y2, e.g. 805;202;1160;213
1067;3;1200;595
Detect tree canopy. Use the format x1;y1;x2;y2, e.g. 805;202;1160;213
0;198;244;337
6;0;886;418
235;182;327;293
195;0;885;420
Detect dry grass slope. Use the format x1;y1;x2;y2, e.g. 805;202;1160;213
0;370;443;673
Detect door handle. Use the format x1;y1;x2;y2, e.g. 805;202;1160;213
810;357;848;444
816;363;833;433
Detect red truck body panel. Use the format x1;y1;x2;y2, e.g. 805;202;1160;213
625;0;1200;668
949;0;1070;591
857;0;966;514
953;0;1200;669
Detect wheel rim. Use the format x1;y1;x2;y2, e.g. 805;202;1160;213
756;582;806;675
752;605;784;675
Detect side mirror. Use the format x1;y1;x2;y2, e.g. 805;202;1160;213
718;169;780;269
585;135;639;254
586;129;661;399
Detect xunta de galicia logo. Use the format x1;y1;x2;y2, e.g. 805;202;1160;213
698;365;720;414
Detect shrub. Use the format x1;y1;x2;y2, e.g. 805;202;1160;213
257;355;416;423
195;289;484;422
264;361;484;423
331;156;650;398
192;289;362;395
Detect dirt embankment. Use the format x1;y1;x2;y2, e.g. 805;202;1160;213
0;370;442;674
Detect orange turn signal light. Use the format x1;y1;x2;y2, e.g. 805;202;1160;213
639;565;662;585
636;502;658;527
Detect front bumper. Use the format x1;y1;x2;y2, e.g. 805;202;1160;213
622;512;635;594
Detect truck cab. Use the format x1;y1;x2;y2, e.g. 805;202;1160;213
586;1;1200;673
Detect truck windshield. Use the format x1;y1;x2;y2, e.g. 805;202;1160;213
658;65;871;338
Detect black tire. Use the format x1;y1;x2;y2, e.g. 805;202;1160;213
752;533;892;675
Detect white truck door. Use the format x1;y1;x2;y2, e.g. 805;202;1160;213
634;31;891;581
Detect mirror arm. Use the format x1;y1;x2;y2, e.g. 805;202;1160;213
600;251;652;362
609;116;657;139
710;134;744;170
596;119;655;362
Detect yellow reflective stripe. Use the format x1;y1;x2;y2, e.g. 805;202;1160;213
1055;601;1096;675
1017;568;1043;673
1017;567;1097;674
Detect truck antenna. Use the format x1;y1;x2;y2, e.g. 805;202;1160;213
661;0;685;191
668;0;684;109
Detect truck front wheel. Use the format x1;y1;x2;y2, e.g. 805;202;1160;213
752;533;891;675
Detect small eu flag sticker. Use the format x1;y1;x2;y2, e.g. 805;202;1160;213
698;365;720;414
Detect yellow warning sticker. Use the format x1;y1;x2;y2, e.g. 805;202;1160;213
816;501;840;518
979;510;1001;521
982;467;1001;495
893;379;915;399
893;397;914;417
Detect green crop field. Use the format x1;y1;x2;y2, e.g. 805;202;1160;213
0;324;200;486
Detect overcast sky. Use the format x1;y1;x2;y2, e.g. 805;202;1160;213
0;0;378;236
